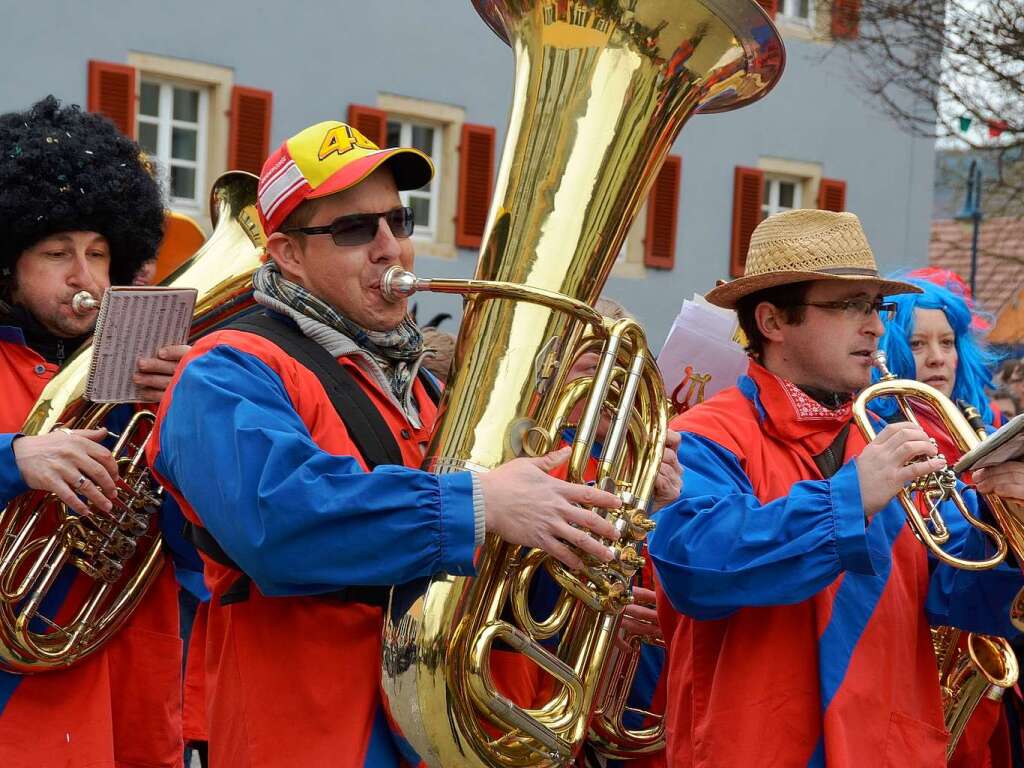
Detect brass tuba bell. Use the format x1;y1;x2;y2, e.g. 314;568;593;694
0;171;265;672
380;2;784;765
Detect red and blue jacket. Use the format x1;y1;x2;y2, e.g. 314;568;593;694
649;360;1024;767
0;327;185;768
146;317;479;768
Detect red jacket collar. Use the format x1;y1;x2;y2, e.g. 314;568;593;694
746;360;855;454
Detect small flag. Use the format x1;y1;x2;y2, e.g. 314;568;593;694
988;119;1008;138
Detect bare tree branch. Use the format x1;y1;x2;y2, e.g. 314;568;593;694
818;0;1024;219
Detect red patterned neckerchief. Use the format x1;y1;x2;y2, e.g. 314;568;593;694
746;360;857;456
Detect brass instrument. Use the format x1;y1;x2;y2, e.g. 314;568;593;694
0;171;265;672
380;2;784;764
71;292;101;315
852;351;1022;571
933;627;1018;759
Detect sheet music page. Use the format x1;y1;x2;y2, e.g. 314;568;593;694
954;413;1024;473
85;287;197;403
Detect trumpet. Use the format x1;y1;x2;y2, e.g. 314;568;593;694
851;350;1021;571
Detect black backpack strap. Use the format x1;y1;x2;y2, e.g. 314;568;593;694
227;311;404;467
184;309;419;608
813;422;852;480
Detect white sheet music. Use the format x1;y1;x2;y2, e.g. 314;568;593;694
85;287;197;403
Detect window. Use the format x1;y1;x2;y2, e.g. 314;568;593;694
778;0;812;22
387;119;442;240
762;175;803;220
137;78;209;211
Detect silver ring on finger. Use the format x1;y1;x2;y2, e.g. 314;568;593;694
57;427;73;436
75;475;87;490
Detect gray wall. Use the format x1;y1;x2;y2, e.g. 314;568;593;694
0;1;935;348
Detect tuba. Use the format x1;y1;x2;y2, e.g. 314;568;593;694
380;2;784;764
0;171;265;672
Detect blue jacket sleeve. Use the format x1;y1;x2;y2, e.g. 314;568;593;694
926;487;1024;637
153;344;478;597
0;432;28;505
650;432;884;620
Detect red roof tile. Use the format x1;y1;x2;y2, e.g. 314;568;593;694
929;217;1024;320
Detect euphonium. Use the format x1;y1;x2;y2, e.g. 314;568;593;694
851;350;1024;571
933;627;1018;759
0;171;265;672
379;2;784;765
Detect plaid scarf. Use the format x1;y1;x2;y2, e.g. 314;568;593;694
253;262;424;402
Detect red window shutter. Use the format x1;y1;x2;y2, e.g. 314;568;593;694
832;0;861;39
757;0;778;18
643;155;682;270
228;86;273;175
347;104;388;148
818;178;847;211
455;123;496;250
730;167;764;278
87;60;136;137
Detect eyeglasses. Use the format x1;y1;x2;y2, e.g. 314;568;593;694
793;297;897;321
282;206;415;246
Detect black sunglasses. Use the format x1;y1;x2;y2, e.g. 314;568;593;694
282;206;415;246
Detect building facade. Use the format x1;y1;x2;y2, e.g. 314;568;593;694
0;0;935;346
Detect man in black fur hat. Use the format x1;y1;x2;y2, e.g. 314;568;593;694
0;96;189;767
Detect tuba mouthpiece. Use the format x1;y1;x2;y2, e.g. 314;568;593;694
71;291;101;315
380;266;425;303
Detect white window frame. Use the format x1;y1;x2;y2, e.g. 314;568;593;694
777;0;814;24
137;77;209;214
762;175;804;219
387;119;442;241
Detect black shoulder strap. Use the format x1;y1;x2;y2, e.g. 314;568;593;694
813;422;852;480
227;311;404;468
186;309;441;608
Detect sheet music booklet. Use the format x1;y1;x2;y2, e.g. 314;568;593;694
85;287;197;403
657;294;749;413
954;413;1024;474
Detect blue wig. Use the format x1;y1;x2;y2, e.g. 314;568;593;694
874;276;1002;424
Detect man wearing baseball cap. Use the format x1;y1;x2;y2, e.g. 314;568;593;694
648;209;1024;765
147;120;625;766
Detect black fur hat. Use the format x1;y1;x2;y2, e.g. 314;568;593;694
0;96;165;285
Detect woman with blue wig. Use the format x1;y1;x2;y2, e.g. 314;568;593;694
877;272;1018;768
876;273;1003;428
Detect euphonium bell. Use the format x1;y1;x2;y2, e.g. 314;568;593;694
851;350;1024;572
379;2;784;765
0;171;265;672
933;626;1018;759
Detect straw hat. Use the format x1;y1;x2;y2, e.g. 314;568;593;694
705;209;921;309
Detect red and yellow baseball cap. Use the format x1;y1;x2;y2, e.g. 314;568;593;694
256;120;434;234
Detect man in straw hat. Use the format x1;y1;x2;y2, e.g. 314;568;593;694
648;209;1024;766
145;119;629;766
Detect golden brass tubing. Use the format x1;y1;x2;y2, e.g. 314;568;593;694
852;351;1008;571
